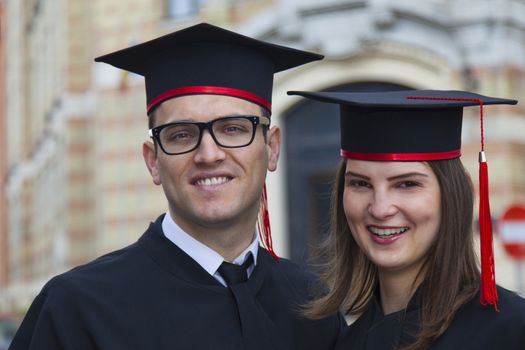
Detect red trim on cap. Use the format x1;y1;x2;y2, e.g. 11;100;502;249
147;86;271;113
340;149;461;161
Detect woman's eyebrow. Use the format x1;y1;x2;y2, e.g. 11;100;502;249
387;172;429;181
345;171;430;181
344;171;369;180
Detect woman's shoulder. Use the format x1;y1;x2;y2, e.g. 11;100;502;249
495;285;525;320
437;285;525;348
455;286;525;325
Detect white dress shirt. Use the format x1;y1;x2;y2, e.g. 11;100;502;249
162;211;259;287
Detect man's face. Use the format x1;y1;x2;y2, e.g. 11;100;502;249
143;94;280;235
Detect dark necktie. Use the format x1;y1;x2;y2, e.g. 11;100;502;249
218;254;285;349
218;254;253;286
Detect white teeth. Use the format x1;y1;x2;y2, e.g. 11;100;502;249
369;227;408;236
196;177;230;186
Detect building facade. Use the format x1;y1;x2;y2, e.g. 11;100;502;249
0;0;8;292
2;0;69;310
262;0;525;286
1;0;524;312
0;0;278;312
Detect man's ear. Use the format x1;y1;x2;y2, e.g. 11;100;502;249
143;141;161;185
266;126;281;172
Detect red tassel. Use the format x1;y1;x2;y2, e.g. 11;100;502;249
258;184;279;261
406;95;499;309
479;157;498;310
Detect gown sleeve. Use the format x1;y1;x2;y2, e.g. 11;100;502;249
9;278;98;350
9;292;50;349
9;288;75;350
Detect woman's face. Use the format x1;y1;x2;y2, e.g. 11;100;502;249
343;159;441;278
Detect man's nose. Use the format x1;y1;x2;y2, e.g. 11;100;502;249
193;130;226;164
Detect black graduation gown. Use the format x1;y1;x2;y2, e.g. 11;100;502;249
10;216;343;350
336;286;525;349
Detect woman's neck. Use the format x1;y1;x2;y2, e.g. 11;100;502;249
378;268;424;315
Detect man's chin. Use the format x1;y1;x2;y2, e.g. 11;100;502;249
186;205;238;226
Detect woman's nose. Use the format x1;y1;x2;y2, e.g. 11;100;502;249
367;190;398;219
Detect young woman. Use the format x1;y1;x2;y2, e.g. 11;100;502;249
288;89;525;349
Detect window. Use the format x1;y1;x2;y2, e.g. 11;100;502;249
166;0;205;19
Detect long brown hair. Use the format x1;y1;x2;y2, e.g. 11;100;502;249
305;158;480;349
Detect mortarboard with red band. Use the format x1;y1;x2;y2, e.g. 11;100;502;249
95;23;323;260
287;89;518;309
95;22;323;115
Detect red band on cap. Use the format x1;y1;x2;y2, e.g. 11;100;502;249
341;149;461;161
147;86;271;113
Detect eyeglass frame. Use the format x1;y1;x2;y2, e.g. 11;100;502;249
148;115;271;155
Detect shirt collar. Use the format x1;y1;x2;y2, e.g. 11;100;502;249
162;211;259;278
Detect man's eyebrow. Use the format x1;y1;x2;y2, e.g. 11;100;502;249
168;114;260;122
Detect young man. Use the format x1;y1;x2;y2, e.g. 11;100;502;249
10;23;343;349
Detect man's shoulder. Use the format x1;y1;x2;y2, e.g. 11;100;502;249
42;242;140;296
260;250;312;279
52;216;165;284
258;249;322;297
40;220;163;301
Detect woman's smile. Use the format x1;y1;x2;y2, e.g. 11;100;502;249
344;159;441;276
367;225;409;245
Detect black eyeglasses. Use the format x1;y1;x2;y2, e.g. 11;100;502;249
149;115;270;155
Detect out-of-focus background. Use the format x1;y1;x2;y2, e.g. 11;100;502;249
1;0;525;342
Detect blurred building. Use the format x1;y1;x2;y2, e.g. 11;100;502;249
0;0;7;293
0;0;278;312
263;0;525;274
1;0;525;313
1;0;69;310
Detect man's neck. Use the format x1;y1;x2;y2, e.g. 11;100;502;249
169;210;257;262
195;227;255;262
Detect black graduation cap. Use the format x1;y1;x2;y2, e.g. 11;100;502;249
288;88;519;310
95;22;323;114
287;89;516;160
